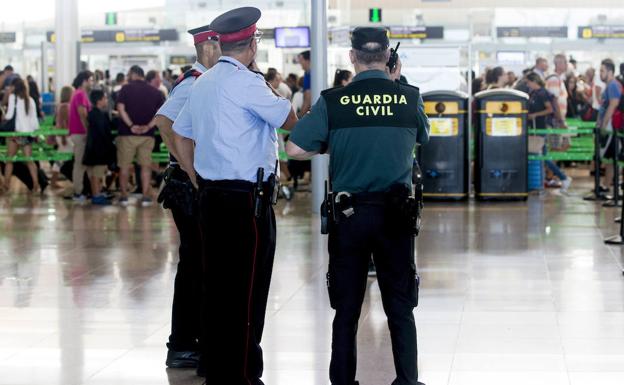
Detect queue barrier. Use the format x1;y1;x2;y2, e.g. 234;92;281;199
0;117;171;163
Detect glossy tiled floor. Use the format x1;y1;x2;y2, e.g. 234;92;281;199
1;179;624;385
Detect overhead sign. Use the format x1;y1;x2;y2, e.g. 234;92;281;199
578;26;624;39
105;12;117;26
0;32;16;43
388;26;444;40
369;8;382;23
47;29;179;43
497;27;568;38
170;55;196;65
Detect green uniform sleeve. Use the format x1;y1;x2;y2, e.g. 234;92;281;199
289;96;329;152
416;94;430;145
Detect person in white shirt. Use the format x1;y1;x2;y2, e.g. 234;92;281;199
1;77;40;193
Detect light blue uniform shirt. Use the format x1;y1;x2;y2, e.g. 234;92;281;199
173;56;291;182
156;61;208;122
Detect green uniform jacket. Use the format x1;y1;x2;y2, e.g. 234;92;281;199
289;70;430;193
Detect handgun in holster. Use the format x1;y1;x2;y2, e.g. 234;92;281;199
157;165;197;217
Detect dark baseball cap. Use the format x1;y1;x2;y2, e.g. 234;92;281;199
351;27;389;52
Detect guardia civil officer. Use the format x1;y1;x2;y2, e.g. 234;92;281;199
153;25;221;370
286;27;429;385
172;7;298;384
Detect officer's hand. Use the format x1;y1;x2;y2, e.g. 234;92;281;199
388;56;403;82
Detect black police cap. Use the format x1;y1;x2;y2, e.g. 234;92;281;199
210;7;261;39
187;24;211;36
351;27;389;53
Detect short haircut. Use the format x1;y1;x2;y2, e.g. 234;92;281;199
115;72;125;83
89;89;106;105
60;85;74;104
220;37;253;55
72;70;93;89
129;65;145;78
602;59;615;74
554;53;567;63
535;57;547;65
525;72;545;87
265;68;278;82
4;65;14;71
353;43;389;65
146;70;159;83
299;50;310;61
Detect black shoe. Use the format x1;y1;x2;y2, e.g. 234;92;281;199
165;349;200;369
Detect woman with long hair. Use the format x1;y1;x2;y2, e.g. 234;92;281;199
50;85;74;188
526;72;572;192
1;77;40;193
333;69;353;87
485;66;508;89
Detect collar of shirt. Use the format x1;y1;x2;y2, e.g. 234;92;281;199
217;56;248;70
192;61;208;73
352;69;390;82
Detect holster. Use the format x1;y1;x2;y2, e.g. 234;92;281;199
157;166;197;217
386;184;422;236
320;191;334;235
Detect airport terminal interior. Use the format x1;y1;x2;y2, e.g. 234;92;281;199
2;1;624;384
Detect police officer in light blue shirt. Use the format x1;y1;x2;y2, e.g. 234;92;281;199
172;7;297;384
152;25;221;375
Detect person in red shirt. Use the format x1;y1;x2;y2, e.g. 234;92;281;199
67;71;94;200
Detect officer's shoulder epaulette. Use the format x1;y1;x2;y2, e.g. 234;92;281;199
320;85;344;97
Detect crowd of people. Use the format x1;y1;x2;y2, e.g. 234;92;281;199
0;51;341;205
1;51;623;201
472;55;624;193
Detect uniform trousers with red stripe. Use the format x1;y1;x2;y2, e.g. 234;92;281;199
197;185;276;385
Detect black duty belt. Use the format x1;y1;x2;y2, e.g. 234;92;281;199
197;177;271;194
348;191;387;205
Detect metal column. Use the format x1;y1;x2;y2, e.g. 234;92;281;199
310;0;329;214
54;0;79;100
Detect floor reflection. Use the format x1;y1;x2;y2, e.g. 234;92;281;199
0;183;623;385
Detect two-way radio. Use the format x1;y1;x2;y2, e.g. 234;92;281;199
386;42;401;72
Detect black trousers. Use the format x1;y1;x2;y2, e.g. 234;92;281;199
167;206;203;352
197;186;276;385
328;203;419;385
